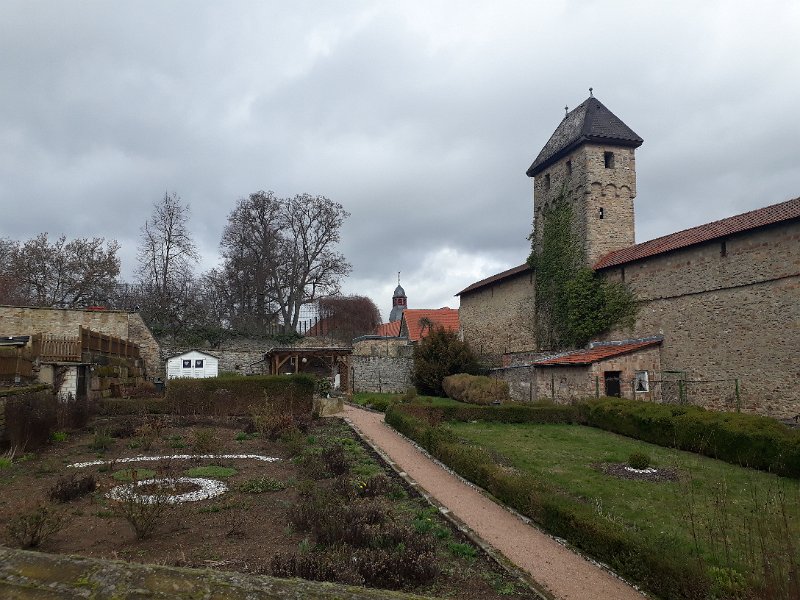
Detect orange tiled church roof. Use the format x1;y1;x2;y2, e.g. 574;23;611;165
401;308;460;342
374;321;401;337
594;197;800;270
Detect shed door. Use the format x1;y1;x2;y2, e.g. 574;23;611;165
604;371;621;398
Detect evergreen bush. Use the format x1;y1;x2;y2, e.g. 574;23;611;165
412;327;480;396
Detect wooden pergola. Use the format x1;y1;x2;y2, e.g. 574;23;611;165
264;346;353;390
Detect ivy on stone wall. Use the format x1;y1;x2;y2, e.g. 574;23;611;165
528;188;636;349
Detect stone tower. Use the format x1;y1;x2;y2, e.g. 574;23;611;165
388;278;407;323
527;95;643;266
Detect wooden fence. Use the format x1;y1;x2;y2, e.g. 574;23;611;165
31;327;140;363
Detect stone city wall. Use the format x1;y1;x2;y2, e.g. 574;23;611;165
458;270;536;363
601;219;800;418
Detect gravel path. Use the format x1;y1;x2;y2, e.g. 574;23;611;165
342;404;645;600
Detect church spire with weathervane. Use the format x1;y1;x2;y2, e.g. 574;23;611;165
389;272;407;322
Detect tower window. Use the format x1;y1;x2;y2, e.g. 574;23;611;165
604;151;615;168
720;240;727;257
544;174;550;190
599;207;604;219
566;160;572;175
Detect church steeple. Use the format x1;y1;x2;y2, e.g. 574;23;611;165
389;272;407;323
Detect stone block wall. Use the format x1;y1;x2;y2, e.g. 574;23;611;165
0;306;161;382
352;338;412;358
458;269;536;362
532;144;636;266
600;220;800;418
351;356;413;394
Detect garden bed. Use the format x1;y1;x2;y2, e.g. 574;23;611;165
0;413;537;599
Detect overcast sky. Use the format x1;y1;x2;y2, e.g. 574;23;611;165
2;1;799;321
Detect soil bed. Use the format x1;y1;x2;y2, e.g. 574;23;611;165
592;462;680;482
0;413;536;599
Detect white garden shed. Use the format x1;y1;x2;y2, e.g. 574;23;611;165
166;350;219;380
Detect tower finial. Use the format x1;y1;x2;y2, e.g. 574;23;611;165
564;105;568;117
397;271;400;285
589;87;593;97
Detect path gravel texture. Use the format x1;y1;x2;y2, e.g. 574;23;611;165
342;404;646;600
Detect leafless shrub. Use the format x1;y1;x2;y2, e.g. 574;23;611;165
7;504;65;548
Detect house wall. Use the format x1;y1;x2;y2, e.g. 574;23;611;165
458;271;536;364
600;220;800;417
0;306;160;381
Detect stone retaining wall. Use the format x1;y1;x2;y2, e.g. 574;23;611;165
0;546;433;599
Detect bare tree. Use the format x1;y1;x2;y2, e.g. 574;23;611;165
218;191;351;335
136;192;198;336
274;194;351;332
0;238;24;305
316;295;381;343
218;191;282;333
7;234;120;307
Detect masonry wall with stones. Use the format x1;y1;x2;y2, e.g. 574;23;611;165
533;144;636;266
0;306;160;382
351;356;413;394
600;219;800;418
494;345;661;404
458;271;535;364
160;340;266;377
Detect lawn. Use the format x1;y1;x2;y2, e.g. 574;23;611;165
449;421;800;585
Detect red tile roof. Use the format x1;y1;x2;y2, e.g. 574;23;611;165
374;321;402;337
401;308;460;342
594;197;800;270
534;339;661;367
456;263;532;296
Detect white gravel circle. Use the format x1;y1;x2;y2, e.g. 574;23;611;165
68;454;280;469
106;477;228;504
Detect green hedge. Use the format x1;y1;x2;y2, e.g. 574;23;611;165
580;398;800;478
96;397;174;416
385;403;710;599
442;374;509;405
165;375;315;417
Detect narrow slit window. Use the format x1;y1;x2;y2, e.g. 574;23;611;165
604;151;615;168
566;160;572;175
721;240;727;257
545;173;551;190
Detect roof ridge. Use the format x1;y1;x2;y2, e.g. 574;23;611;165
595;196;800;269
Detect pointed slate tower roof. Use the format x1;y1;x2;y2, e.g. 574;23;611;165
526;96;643;177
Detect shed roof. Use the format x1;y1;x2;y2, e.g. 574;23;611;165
165;349;219;360
594;196;800;270
533;339;661;367
527;96;643;177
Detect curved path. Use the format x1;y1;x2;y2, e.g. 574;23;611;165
341;404;645;600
